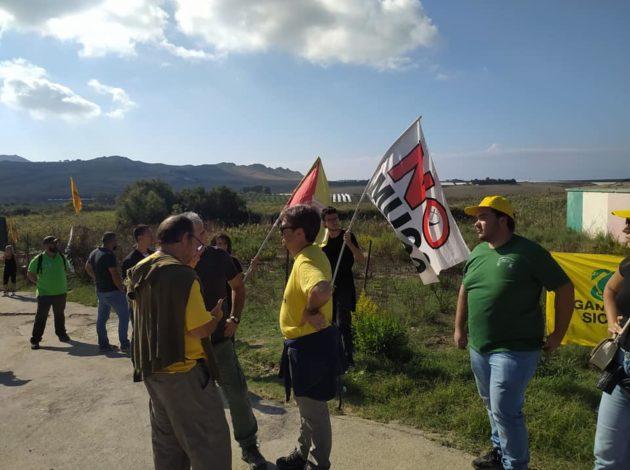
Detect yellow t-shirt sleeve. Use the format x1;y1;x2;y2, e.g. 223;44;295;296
298;260;328;297
185;280;212;332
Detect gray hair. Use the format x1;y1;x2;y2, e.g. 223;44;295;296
182;211;204;229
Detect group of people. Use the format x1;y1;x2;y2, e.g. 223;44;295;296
14;204;362;470
125;206;362;470
3;195;629;469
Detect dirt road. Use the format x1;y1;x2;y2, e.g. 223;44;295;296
0;292;474;469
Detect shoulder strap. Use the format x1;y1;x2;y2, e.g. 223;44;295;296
36;252;67;273
36;252;44;274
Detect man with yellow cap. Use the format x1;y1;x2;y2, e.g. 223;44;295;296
454;195;574;470
611;209;630;246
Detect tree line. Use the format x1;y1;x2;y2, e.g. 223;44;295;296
116;180;256;227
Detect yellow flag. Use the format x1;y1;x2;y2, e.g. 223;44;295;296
546;252;624;347
7;217;19;244
70;177;82;214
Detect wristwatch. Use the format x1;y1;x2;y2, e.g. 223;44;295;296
229;316;240;324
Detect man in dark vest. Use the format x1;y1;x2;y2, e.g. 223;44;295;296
127;214;230;470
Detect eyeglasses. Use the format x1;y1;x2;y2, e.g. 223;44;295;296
279;225;294;234
191;234;206;252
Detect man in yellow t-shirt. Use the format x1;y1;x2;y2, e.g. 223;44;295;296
128;214;231;470
276;205;338;470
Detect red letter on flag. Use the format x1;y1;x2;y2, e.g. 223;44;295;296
387;144;435;210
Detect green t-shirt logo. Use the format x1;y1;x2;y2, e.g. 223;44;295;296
496;256;516;269
591;269;613;301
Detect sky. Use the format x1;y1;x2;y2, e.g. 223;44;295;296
0;0;628;181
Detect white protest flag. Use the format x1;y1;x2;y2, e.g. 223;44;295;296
366;118;469;284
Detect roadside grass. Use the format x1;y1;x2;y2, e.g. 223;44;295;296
3;188;629;469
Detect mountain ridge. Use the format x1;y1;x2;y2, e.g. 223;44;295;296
0;154;30;163
0;155;303;202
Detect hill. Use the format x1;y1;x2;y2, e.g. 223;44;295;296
0;154;29;163
0;156;302;202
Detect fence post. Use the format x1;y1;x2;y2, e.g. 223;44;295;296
362;239;372;292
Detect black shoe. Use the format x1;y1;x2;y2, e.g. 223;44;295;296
58;334;71;343
276;449;307;470
99;344;119;353
120;343;131;353
242;444;267;469
472;447;503;469
30;342;40;350
305;463;330;470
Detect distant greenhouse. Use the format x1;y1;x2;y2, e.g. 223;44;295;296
566;186;630;243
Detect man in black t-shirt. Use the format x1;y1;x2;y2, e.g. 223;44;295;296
85;232;130;353
321;206;365;367
184;213;266;470
121;225;154;280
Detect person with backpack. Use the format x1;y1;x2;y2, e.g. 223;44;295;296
27;236;71;350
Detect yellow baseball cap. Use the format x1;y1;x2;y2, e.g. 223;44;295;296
612;210;630;219
464;195;515;219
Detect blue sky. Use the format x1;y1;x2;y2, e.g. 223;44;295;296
0;1;628;181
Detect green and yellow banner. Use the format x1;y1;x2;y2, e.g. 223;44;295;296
546;252;624;347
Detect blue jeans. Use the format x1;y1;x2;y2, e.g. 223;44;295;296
96;290;130;348
470;348;541;470
594;349;630;469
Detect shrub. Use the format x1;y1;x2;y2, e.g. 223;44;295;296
177;186;251;226
116;179;176;227
354;292;411;363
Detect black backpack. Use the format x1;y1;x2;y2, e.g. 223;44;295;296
34;252;68;274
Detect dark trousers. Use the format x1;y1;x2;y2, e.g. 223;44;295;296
31;294;67;344
3;268;16;285
332;290;354;365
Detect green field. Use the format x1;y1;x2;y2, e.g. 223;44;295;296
2;185;629;469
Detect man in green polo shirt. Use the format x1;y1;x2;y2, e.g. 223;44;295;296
453;196;574;470
27;236;70;350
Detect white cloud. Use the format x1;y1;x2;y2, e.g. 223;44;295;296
0;0;438;69
88;78;136;118
174;0;438;69
0;58;101;120
0;8;13;36
0;0;168;57
159;39;222;61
